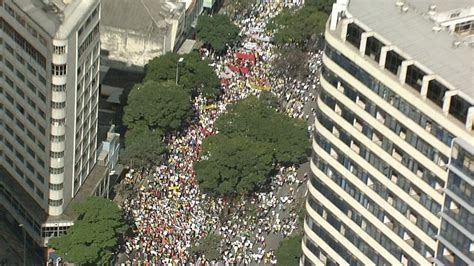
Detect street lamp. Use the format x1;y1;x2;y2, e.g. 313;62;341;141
18;223;26;266
175;57;184;86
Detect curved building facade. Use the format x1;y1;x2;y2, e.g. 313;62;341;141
302;0;474;265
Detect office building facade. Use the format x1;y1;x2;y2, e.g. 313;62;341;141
435;138;473;265
303;0;474;265
0;0;101;245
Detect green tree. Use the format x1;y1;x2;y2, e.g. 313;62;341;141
120;126;167;168
275;234;303;266
305;0;335;14
188;233;223;261
195;134;274;196
267;6;328;46
222;0;254;17
123;80;193;133
196;14;240;53
144;52;221;98
195;96;309;196
216;96;309;165
48;197;127;265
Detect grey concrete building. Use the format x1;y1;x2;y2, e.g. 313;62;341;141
0;0;119;247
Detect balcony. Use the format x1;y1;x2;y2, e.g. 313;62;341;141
52;91;66;102
50;157;64;168
52;75;67;86
51;108;66;119
48;189;63;200
353;120;363;132
50;140;65;152
351;142;360;154
51;124;66;136
49;172;64;184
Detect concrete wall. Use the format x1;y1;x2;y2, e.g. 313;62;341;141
101;26;166;66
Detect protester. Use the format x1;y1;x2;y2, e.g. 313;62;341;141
119;2;322;265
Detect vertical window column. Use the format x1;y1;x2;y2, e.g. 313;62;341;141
420;75;436;99
399;60;415;85
359;32;374;56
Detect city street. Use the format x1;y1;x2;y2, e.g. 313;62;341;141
116;2;322;265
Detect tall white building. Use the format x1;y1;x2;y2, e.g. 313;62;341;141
0;0;101;245
303;0;474;265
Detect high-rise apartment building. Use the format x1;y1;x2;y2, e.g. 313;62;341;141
303;0;473;265
0;0;101;245
436;138;473;265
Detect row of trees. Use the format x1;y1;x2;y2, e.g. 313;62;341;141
121;14;239;167
121;52;220;168
267;0;334;80
267;0;333;45
195;96;309;196
48;197;128;264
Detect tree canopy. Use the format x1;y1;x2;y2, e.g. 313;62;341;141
120;126;167;168
215;96;309;164
144;52;221;98
196;14;240;53
195;96;309;196
48;197;127;265
188;233;223;261
123;80;193;133
195;134;274;196
275;234;303;266
267;5;328;46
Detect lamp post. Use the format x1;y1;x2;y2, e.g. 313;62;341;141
175;57;184;86
18;223;26;266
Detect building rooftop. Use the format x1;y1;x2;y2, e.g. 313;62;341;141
13;0;97;38
101;0;184;34
346;0;474;100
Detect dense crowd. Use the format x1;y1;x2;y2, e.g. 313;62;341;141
119;2;323;265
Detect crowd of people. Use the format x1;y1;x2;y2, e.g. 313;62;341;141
119;2;324;265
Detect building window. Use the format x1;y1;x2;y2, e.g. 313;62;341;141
454;20;473;35
449;95;471;124
36;189;44;199
5;92;14;104
25;63;36;75
51;135;65;142
49;183;63;190
38;125;45;135
384;50;405;76
52;118;66;125
53;45;66;55
36;173;44;183
52;64;67;76
426;80;448;107
52;84;66;92
51;101;66;109
38;142;45;151
27;81;36;93
50;151;64;158
346;22;364;48
48;199;63;206
364;36;383;62
38;75;47;85
405;65;425;92
37;158;45;168
16;103;25;115
50;167;64;175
